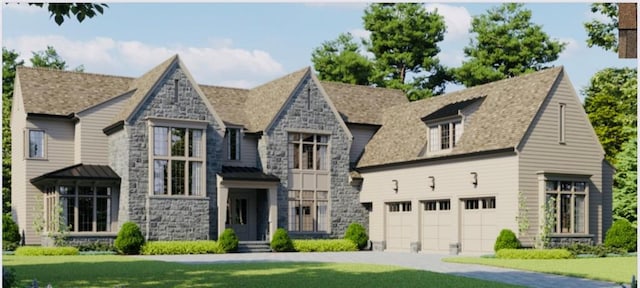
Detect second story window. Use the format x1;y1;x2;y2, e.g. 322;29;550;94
152;125;205;196
227;128;240;160
28;130;46;159
429;121;462;152
288;133;328;170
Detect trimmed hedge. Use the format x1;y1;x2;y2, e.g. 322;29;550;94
15;246;79;256
493;229;520;252
270;228;294;252
565;243;627;257
344;223;368;250
496;248;573;259
141;241;224;255
114;221;145;255
293;239;358;252
605;219;637;252
218;228;239;253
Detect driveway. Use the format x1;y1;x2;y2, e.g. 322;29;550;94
135;251;620;288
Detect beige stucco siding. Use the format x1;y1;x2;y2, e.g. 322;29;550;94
518;71;608;244
221;132;258;167
360;152;519;253
76;93;131;164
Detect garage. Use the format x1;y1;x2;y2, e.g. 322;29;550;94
421;199;451;252
385;201;413;251
461;197;498;253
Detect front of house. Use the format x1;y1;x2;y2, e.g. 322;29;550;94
11;55;612;254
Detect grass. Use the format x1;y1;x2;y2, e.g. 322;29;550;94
443;256;637;284
3;255;522;288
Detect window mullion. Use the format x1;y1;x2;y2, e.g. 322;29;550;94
93;186;97;232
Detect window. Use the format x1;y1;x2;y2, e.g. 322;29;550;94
545;180;587;234
439;200;451;210
288;190;328;232
464;197;495;210
424;200;450;211
28;130;45;158
425;201;437;211
44;184;113;233
559;103;566;143
288;133;328;170
389;201;412;212
227;128;241;160
465;199;479;210
429;121;462;152
152;125;204;196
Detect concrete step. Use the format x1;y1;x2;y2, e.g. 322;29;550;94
237;241;271;253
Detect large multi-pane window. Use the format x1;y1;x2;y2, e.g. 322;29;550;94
44;184;112;233
429;121;462;152
288;190;328;232
288;133;328;170
545;180;587;234
152;126;204;196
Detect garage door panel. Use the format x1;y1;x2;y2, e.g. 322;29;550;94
461;198;497;253
421;203;450;253
386;203;413;251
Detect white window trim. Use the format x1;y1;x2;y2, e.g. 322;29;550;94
147;119;207;197
26;129;47;160
427;118;463;155
226;127;241;161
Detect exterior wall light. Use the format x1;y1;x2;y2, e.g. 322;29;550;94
428;176;435;190
471;172;478;187
392;179;398;193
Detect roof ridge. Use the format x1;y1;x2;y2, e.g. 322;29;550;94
320;80;404;93
200;84;250;92
249;66;310;90
17;65;135;81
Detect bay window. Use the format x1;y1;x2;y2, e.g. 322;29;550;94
44;184;113;233
545;180;587;234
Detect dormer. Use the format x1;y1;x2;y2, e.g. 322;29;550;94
421;97;485;156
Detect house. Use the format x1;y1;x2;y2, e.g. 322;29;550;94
11;55;612;254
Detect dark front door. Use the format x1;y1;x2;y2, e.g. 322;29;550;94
226;189;256;241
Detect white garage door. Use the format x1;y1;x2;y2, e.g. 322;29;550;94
385;201;413;251
421;199;451;252
461;197;498;253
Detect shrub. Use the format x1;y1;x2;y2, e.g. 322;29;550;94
494;229;521;252
3;267;17;288
565;243;626;257
114;221;145;255
270;228;294;252
496;248;573;259
604;219;637;252
2;241;18;252
344;223;368;250
15;246;79;256
218;228;239;253
141;241;224;255
73;241;116;252
293;239;358;252
2;214;20;248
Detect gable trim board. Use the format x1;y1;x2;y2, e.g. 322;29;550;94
11;57;611;252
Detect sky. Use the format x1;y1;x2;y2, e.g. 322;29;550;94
1;2;637;101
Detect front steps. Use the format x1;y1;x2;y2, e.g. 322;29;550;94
237;241;271;253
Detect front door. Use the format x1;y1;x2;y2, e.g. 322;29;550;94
226;190;256;241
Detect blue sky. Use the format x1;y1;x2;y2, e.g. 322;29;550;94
2;2;636;100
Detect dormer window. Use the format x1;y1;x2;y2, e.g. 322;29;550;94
429;121;462;152
421;97;485;155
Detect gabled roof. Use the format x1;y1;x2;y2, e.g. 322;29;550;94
357;67;564;169
243;67;310;132
321;81;408;125
16;66;133;116
200;85;249;126
30;164;120;185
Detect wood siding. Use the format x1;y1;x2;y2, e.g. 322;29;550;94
518;72;608;245
348;124;377;165
11;76;28;243
360;152;519;253
221;132;258;167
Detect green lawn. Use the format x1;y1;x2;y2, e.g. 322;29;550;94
443;256;637;284
3;255;522;288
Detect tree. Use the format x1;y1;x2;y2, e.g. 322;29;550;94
311;33;373;85
454;3;566;87
613;129;637;226
363;3;451;100
583;67;637;163
30;46;84;72
27;3;108;26
2;48;23;215
584;3;618;52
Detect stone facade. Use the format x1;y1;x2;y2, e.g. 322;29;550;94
259;75;369;238
109;129;130;225
549;235;594;248
121;65;224;241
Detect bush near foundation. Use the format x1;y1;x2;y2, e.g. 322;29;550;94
15;246;79;256
564;243;627;257
493;229;521;252
218;228;239;252
604;219;637;252
293;239;358;252
3;215;20;251
270;228;294;252
344;223;368;250
496;248;573;259
141;241;224;255
114;221;145;255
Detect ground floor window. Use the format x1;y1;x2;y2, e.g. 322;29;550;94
545;180;587;234
288;190;328;232
388;201;412;212
43;183;114;233
463;197;495;210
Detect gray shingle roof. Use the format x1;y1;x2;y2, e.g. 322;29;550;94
200;85;249;126
357;67;564;169
16;66;133;116
321;81;408;125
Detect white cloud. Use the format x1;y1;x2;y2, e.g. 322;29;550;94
3;3;44;14
424;4;472;43
4;35;285;88
557;37;581;60
438;50;466;68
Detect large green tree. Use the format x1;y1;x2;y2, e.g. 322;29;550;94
612;127;637;226
27;3;108;26
583;67;637;164
454;3;566;87
2;46;79;214
584;3;618;52
311;33;373;85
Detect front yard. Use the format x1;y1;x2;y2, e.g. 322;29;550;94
3;255;521;288
443;256;637;284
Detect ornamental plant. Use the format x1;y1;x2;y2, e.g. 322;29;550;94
218;228;239;253
114;221;145;255
604;219;637;252
270;228;294;252
344;223;368;250
494;229;521;252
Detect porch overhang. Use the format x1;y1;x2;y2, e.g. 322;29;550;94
218;166;280;182
30;164;120;187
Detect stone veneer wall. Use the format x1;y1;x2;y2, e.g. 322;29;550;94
258;76;368;238
123;65;223;241
109;129;130;226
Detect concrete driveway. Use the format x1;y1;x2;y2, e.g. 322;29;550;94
135;251;621;288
